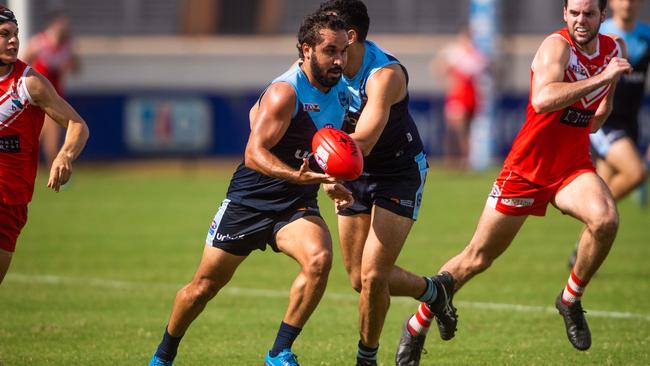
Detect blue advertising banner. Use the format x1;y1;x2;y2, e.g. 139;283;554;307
124;97;212;154
67;91;650;162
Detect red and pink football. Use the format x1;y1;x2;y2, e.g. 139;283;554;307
312;127;363;181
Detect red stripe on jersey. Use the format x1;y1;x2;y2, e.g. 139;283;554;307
503;29;619;186
0;84;14;105
0;60;45;205
0;101;28;130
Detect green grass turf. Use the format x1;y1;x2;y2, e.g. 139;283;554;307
1;163;648;365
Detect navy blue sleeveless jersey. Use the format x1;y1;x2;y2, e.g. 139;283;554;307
226;63;350;211
600;20;650;137
342;40;424;174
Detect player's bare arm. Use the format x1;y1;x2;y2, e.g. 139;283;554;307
25;70;89;192
531;36;631;113
245;82;335;185
591;36;630;132
248;103;259;128
350;64;406;156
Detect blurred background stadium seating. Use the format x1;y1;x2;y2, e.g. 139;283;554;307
3;0;649;162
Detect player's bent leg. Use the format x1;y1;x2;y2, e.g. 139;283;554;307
441;205;527;289
398;206;525;364
338;213;371;292
0;248;12;285
408;205;526;346
553;172;618;351
339;213;430;298
168;245;247;336
149;245;247;365
359;206;415;348
269;216;332;365
275;215;333;328
567;159;616;269
603;137;648;200
554;172;618;282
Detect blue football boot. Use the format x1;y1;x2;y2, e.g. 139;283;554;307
148;355;173;366
265;349;300;366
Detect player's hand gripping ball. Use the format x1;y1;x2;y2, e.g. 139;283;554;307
312;127;363;181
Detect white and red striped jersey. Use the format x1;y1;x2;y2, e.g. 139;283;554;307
31;31;74;95
504;28;620;185
0;60;45;204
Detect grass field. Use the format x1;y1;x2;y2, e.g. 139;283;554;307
1;162;649;365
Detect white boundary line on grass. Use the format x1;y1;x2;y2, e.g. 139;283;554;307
6;273;650;321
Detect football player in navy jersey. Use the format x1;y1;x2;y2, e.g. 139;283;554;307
569;0;650;267
315;1;455;365
148;13;352;366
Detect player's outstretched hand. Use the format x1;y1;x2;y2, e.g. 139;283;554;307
294;158;337;184
47;153;72;192
323;182;354;211
602;57;633;82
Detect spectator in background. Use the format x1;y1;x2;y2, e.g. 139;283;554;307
432;28;487;170
23;10;79;169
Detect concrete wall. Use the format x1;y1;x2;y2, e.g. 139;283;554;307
68;34;546;95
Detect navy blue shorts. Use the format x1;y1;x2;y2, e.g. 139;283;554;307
205;198;321;256
338;152;428;220
590;125;640;159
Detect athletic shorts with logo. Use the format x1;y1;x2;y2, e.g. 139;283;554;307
487;166;594;216
590;125;639;159
0;203;28;252
338;152;428;220
205;198;321;256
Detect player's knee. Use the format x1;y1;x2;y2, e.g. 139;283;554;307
185;278;221;305
303;248;332;281
462;246;494;274
360;269;388;292
343;262;362;292
349;275;362;293
471;253;494;273
590;209;619;240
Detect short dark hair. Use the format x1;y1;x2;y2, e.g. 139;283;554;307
296;12;347;59
564;0;607;12
0;6;17;26
318;0;370;42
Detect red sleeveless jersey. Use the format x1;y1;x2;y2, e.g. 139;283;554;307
0;60;45;204
31;32;74;95
504;29;620;185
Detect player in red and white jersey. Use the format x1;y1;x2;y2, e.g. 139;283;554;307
396;0;632;361
504;29;621;188
23;10;79;169
0;6;89;285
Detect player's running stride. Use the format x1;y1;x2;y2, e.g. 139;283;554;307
396;0;631;363
148;13;352;366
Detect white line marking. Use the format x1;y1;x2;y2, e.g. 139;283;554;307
6;273;650;321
